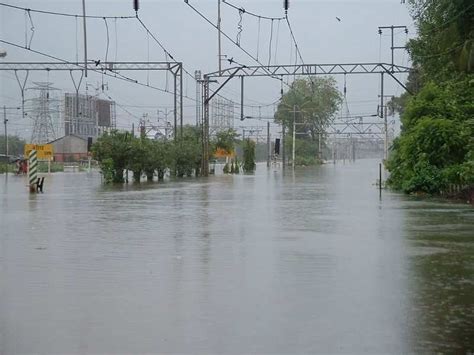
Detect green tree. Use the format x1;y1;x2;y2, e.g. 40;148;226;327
242;139;256;173
128;137;147;182
407;0;474;82
386;81;473;193
172;125;202;177
91;131;133;183
274;77;342;165
0;135;26;156
275;77;342;139
213;128;239;154
151;140;173;181
386;1;474;195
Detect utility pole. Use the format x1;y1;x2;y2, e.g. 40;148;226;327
378;25;408;72
379;94;393;161
217;0;222;75
174;74;178;140
202;78;210;176
180;67;183;138
3;106;7;174
195;70;202;127
288;105;301;168
282;125;286;169
82;0;88;77
240;76;244;121
292;105;296;168
380;72;386;162
380;73;384;120
267;121;271;168
384;104;389;161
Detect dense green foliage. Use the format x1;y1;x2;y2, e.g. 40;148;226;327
0;163;16;174
213;128;239;153
387;0;474;194
38;162;64;173
173;126;202;178
242;139;256;173
92;126;203;184
274;77;342;165
0;135;26;156
92;131;133;183
407;0;474;82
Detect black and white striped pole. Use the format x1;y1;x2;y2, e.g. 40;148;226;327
28;150;37;193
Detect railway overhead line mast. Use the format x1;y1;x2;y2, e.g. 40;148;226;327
200;62;412;175
0;61;185;139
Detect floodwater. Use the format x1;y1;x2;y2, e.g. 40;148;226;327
0;159;473;354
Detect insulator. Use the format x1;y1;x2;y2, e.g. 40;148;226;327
133;0;139;12
284;0;290;12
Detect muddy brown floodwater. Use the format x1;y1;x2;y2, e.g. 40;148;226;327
1;159;473;354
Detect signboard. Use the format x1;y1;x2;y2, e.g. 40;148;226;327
24;144;54;160
214;148;235;158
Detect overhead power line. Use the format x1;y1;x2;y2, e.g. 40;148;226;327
221;0;285;21
0;2;135;19
136;15;177;62
135;13;250;107
183;0;288;86
0;38;197;102
285;14;305;66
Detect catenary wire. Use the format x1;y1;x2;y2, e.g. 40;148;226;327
0;38;198;102
221;0;285;21
0;2;135;19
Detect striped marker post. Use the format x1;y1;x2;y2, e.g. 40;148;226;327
28;149;38;193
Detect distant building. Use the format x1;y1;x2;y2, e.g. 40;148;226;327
62;93;116;140
48;135;89;162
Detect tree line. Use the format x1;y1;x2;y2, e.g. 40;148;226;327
387;0;473;195
91;125;258;183
274;77;342;165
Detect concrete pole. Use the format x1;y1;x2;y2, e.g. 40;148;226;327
3;106;8;175
195;70;201;127
292;105;296;168
81;0;88;77
391;26;394;73
380;72;385;161
267;121;270;168
180;65;183;138
282;125;286;169
173;73;177;141
218;0;222;75
384;104;389;161
240;76;244;121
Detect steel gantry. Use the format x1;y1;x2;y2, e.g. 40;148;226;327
0;61;184;139
200;62;412;175
206;63;411;78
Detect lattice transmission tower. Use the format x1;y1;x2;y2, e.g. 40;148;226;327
210;96;234;135
29;82;59;144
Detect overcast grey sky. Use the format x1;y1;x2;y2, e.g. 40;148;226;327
1;0;414;138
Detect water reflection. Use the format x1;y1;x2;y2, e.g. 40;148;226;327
0;160;472;354
404;202;474;353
